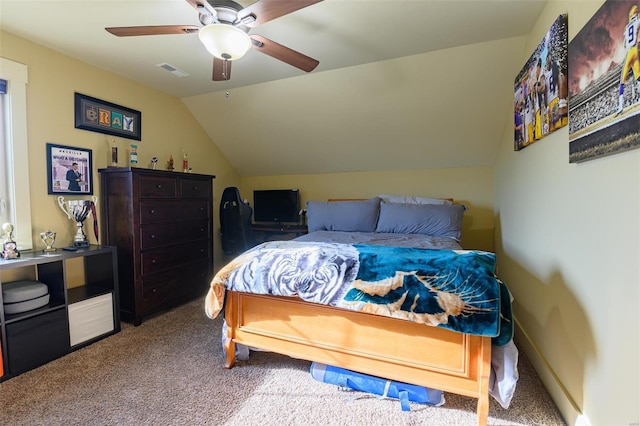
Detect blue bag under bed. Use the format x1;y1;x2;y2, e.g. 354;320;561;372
310;362;445;411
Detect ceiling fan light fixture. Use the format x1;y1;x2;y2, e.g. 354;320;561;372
198;24;251;61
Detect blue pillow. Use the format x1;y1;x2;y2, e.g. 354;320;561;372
306;198;381;232
375;202;465;241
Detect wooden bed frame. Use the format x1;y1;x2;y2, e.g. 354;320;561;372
223;291;491;426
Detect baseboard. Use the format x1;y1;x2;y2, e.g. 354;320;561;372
513;315;590;426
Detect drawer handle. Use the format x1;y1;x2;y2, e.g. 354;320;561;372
150;234;156;239
152;259;157;264
192;185;199;190
156;184;163;189
149;209;156;214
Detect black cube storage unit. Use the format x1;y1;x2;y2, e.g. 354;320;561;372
0;245;120;380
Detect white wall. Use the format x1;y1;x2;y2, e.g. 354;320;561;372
495;1;640;425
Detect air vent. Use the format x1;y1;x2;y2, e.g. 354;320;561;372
156;63;189;78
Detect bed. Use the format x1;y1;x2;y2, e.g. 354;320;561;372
205;196;517;426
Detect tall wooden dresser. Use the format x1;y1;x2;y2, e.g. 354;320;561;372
98;167;215;325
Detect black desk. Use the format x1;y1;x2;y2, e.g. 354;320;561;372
251;224;308;242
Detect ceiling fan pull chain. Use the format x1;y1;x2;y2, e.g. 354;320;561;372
223;59;230;98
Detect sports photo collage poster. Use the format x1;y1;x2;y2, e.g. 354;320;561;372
514;14;568;151
568;0;640;163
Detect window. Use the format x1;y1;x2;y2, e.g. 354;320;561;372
1;57;33;250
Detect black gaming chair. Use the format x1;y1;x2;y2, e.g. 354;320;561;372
220;187;257;256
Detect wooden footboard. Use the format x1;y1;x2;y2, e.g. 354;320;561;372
223;291;491;426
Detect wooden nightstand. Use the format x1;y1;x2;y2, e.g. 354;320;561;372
250;224;308;243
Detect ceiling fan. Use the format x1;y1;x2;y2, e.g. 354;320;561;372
105;0;322;81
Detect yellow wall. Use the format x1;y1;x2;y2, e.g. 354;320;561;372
495;1;639;425
241;166;495;251
0;30;241;271
6;8;640;423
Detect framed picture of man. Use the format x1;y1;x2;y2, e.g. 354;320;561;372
46;143;93;195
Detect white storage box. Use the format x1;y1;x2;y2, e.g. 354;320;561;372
68;293;114;346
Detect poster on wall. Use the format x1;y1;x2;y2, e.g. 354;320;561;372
46;143;93;195
569;0;640;162
514;14;568;151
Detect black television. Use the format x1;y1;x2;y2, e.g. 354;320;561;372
253;189;300;224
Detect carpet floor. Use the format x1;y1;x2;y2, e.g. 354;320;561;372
0;299;566;425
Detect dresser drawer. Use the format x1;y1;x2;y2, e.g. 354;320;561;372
139;200;209;224
140;219;210;249
141;241;210;276
141;261;210;313
138;175;178;198
181;178;211;198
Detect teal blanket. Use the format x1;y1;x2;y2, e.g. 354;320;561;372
221;241;512;345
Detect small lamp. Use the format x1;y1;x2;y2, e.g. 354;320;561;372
198;24;252;60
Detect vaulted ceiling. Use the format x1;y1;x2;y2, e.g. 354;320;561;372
0;0;547;176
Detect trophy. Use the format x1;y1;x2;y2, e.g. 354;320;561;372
1;223;20;259
57;196;97;248
40;230;57;252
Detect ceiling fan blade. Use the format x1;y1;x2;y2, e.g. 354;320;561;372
250;35;318;72
239;0;323;28
212;57;232;81
106;25;199;37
